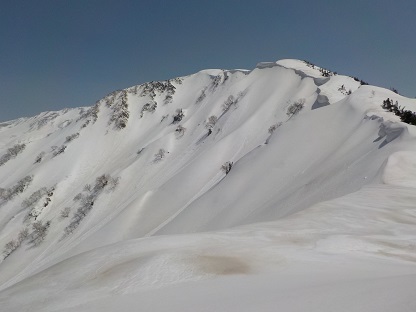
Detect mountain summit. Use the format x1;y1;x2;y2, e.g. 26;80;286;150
1;59;416;311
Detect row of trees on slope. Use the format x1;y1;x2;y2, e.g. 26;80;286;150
0;144;26;167
3;220;52;259
2;173;120;259
304;60;370;85
382;98;416;125
64;174;119;236
2;178;53;259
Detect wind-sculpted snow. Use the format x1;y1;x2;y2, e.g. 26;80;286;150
1;59;416;311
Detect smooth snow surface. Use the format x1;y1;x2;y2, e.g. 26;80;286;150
1;59;416;311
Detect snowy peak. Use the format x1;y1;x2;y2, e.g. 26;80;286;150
1;59;416;311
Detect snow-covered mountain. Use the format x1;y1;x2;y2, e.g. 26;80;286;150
1;59;416;311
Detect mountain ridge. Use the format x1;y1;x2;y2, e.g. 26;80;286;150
1;59;416;311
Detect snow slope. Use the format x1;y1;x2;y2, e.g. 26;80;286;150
0;59;416;311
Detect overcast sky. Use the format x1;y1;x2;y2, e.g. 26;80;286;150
1;0;415;122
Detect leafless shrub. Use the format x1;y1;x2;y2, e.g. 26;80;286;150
196;89;206;103
268;122;283;134
174;77;183;84
175;125;186;137
107;177;120;191
206;115;218;129
52;145;67;157
212;74;223;88
154;149;166;162
164;94;173;105
29;220;51;247
83;184;92;192
172;109;184;123
0;187;6;197
34;151;45;164
140;101;157;118
221;161;233;175
65;133;80;143
18;228;29;242
222;95;236;112
94;174;110;191
73;193;84;201
222;90;247;114
287;99;305;118
60;207;71;218
3;240;19;259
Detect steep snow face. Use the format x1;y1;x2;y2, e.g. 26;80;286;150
1;59;416;311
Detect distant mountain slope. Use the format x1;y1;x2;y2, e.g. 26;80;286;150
1;59;416;311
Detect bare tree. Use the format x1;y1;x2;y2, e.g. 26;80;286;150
175;125;186;137
65;133;80;143
140;101;157;117
221;161;233;175
3;240;19;259
29;220;51;247
83;184;92;192
60;207;71;218
154;149;166;162
206;115;218;130
73;193;84;202
34;151;45;164
268;122;283;134
172;109;184;123
196;89;206;104
222;95;236;112
52;145;67;157
287;99;305;119
164;94;173;105
18;228;29;243
109;177;120;191
94;174;110;191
